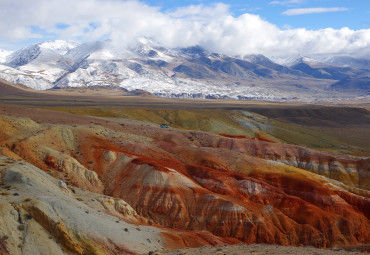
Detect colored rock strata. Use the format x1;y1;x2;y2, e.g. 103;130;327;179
0;106;369;254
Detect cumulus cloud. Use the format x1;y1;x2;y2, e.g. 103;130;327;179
168;3;230;20
283;7;349;16
0;0;369;58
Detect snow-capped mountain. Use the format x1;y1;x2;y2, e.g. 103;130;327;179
38;40;80;55
0;39;369;101
6;40;79;67
317;56;370;69
271;54;370;70
270;55;321;67
0;64;54;90
1;40;80;87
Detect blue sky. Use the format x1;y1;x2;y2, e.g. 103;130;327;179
143;0;370;30
0;0;369;58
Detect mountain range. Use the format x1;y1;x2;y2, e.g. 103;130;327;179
0;39;369;102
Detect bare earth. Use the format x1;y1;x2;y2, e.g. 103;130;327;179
146;243;369;255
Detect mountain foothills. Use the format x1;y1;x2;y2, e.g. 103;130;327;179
0;40;369;102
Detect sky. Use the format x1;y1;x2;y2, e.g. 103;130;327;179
0;0;369;58
146;0;369;30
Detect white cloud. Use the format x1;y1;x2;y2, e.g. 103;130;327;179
270;0;305;6
169;3;230;20
0;0;369;58
283;7;348;16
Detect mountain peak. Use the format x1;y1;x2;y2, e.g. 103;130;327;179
6;44;43;67
241;54;272;63
318;55;370;69
180;45;207;56
5;40;80;68
271;54;319;67
38;40;80;55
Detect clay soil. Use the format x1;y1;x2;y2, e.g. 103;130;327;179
153;243;369;255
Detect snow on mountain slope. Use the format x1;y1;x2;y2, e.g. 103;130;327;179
64;41;108;63
55;41;290;99
55;59;139;87
56;40;179;89
39;40;80;55
242;54;270;64
270;55;321;67
3;40;79;84
318;56;370;69
0;64;54;90
6;40;78;67
6;44;42;67
65;39;175;64
270;54;370;71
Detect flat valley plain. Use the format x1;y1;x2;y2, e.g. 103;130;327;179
1;78;369;157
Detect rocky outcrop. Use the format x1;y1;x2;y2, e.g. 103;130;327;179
91;147;369;248
22;200;84;254
96;196;144;223
187;132;370;190
0;156;234;254
0;237;7;255
43;148;104;193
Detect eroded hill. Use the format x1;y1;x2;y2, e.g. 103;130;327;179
0;103;369;254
